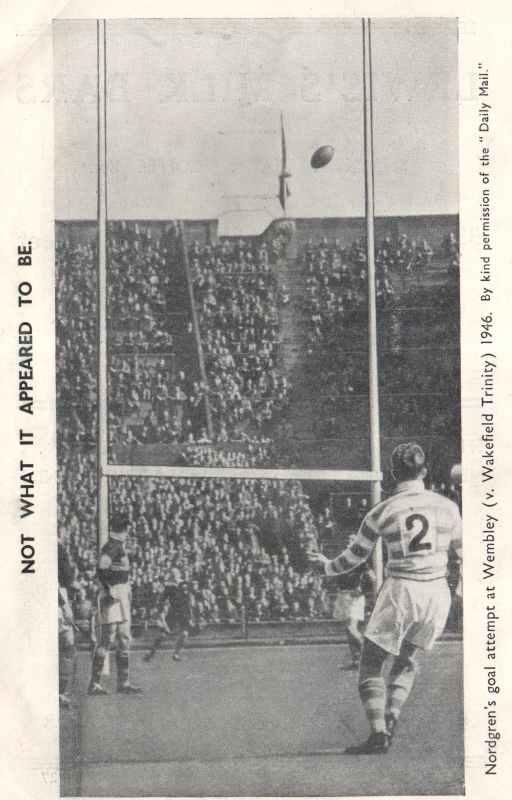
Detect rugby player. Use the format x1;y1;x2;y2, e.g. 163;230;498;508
309;443;462;754
144;568;191;662
88;513;142;695
58;538;78;708
334;559;376;669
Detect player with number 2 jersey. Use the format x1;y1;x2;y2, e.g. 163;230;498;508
309;442;462;755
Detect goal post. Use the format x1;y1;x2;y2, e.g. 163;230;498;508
103;465;382;482
362;18;384;587
95;18;385;585
96;18;109;548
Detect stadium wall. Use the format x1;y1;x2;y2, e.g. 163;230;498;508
56;215;459;250
292;214;459;251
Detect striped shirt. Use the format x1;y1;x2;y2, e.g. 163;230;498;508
328;480;462;581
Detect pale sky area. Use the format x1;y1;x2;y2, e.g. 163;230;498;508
53;18;458;226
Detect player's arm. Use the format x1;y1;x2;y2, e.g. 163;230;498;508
309;517;380;576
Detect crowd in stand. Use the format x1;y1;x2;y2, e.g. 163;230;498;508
303;231;461;444
105;225;291;456
108;221;180;352
56;226;325;626
183;436;275;468
106;222;213;451
58;223;460;463
304;231;458;352
190;238;291;439
56;236;98;449
56;223;289;467
56;221;461;630
109;358;209;448
120;477;327;627
61;467;331;628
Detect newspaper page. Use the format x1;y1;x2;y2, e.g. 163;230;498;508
0;1;511;798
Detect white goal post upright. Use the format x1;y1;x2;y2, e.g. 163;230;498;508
363;18;384;588
97;19;109;549
95;18;384;583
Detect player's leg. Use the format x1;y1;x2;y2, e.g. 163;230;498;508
358;637;390;734
346;618;363;667
144;614;171;662
385;639;418;742
116;619;142;693
59;624;76;708
144;631;166;662
345;636;390;754
384;578;452;740
89;622;115;694
345;578;406;754
173;624;189;661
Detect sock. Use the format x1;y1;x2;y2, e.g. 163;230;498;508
59;650;75;695
90;649;106;686
359;676;387;734
116;651;129;687
386;658;416;721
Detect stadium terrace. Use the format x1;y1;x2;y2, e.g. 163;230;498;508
55;217;462;627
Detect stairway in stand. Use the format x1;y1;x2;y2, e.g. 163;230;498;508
274;254;317;441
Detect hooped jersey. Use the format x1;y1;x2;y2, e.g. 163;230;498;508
330;480;462;581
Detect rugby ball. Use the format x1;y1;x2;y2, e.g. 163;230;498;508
311;145;335;169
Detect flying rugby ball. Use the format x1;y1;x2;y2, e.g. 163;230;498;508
311;145;335;169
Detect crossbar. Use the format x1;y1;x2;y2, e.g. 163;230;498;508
103;464;382;482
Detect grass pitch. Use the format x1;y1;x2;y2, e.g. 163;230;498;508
61;641;463;796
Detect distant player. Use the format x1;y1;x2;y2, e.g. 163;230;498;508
334;560;376;669
88;513;142;695
309;443;462;754
58;539;78;708
144;568;191;662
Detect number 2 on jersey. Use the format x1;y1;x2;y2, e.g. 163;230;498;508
401;512;436;556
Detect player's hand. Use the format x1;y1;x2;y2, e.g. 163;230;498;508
307;550;330;573
102;587;115;605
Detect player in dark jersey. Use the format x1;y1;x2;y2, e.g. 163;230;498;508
144;568;191;662
88;513;142;695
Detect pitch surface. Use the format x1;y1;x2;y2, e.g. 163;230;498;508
61;641;463;796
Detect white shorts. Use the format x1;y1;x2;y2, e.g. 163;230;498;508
364;576;451;656
97;584;131;625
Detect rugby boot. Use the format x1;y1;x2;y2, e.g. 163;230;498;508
88;682;109;696
117;682;143;694
345;731;390;755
